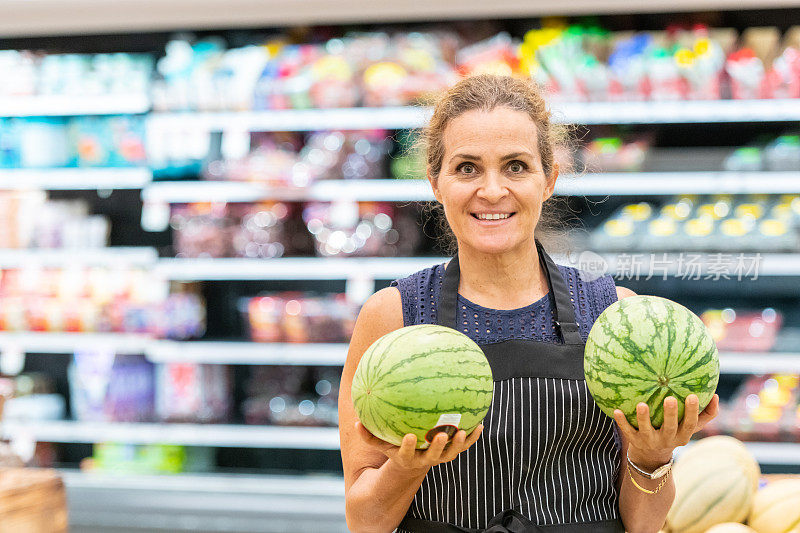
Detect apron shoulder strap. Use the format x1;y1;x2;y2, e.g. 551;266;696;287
437;243;583;345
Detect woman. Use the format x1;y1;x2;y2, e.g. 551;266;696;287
338;74;719;533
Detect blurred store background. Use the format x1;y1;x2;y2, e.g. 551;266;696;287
1;1;800;531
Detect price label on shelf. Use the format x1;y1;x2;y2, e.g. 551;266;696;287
141;200;171;232
0;344;25;376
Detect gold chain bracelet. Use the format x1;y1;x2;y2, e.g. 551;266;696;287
627;463;670;495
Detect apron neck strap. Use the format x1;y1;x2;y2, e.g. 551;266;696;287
437;241;583;345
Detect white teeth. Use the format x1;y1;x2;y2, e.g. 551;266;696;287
477;213;510;220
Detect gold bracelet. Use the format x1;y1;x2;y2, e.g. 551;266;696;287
627;463;670;495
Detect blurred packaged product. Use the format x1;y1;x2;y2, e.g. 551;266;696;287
69;351;156;423
0;50;153;98
243;365;340;427
590;194;800;252
153;31;459;112
68;115;147;167
0;192;109;249
0;373;66;422
86;443;215;474
390;129;426;180
0;116;146;169
580;134;651;172
727;374;799;442
701;307;783;352
0;268;205;338
170;201;302;258
156;363;232;423
302;200;420;257
240;292;359;343
203;130;390;185
764;135;800;171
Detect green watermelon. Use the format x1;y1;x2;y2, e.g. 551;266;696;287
584;295;719;429
351;324;494;449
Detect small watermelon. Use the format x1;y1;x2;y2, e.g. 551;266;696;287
352;324;494;449
584;295;719;428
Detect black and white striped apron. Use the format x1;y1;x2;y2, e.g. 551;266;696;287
397;242;624;533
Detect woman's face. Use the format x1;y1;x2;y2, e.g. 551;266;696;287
429;106;557;256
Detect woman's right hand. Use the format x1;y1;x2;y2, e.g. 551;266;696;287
355;420;484;473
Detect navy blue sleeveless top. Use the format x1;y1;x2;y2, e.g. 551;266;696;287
390;262;618;344
390;261;622;530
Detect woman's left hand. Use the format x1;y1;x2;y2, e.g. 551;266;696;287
613;393;720;470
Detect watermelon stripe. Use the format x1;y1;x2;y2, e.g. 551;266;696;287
370;393;492;416
370;346;484;388
597;321;660;378
369;325;437;384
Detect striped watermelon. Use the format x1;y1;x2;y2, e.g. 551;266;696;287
584;295;719;428
351;324;494;449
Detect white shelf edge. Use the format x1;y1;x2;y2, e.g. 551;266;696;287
0;168;152;190
155;253;800;281
59;469;345;496
155;256;448;281
1;420;340;449
147;340;347;365
0;94;150;117
147;99;800;133
4;0;800;38
142;172;800;204
0;332;153;354
0;247;158;267
3;337;798;373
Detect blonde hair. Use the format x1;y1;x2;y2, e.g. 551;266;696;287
420;74;574;255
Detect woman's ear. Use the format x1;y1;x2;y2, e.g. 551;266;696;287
427;168;442;203
543;162;559;202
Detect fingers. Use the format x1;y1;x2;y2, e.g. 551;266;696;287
635;402;655;436
677;394;700;443
660;396;679;438
423;432;450;464
613;409;636;442
394;433;420;464
696;394;720;432
439;430;467;462
464;424;484;448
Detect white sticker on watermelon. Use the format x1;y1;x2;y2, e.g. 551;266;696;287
436;413;462;427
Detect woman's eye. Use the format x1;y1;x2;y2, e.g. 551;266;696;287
508;161;526;173
459;163;476;174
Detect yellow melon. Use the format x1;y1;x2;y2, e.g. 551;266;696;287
666;437;761;533
748;479;800;533
678;436;760;492
706;523;757;533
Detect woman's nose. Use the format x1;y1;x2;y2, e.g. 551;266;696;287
476;172;508;202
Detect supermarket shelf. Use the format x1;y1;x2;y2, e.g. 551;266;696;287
719;352;800;374
0;168;152;190
0;332;152;354
0;94;150;117
0;247;158;267
147;340;347;365
557;171;800;196
682;442;800;466
146;99;800;134
556;98;800;124
156;256;448;281
143;172;800;204
142;178;434;203
560;252;800;278
1;421;340;449
5;0;797;39
62;470;346;532
156;253;800;281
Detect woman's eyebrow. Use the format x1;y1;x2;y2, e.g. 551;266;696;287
501;152;531;161
449;153;482;163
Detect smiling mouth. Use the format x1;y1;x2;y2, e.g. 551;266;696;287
471;213;516;221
